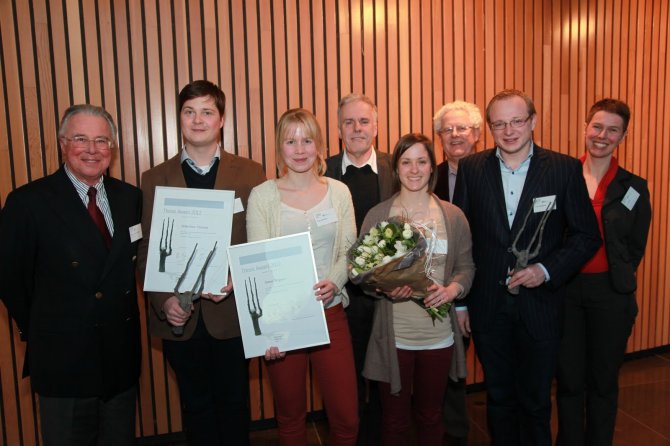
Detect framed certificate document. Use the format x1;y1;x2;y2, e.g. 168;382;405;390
227;232;330;358
143;186;235;294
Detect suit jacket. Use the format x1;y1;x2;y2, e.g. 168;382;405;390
601;166;652;294
0;167;142;398
434;161;453;202
325;149;395;202
453;146;601;339
137;151;266;341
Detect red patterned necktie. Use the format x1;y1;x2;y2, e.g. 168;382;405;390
87;187;112;248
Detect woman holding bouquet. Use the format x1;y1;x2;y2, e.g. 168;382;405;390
360;133;475;446
246;108;358;445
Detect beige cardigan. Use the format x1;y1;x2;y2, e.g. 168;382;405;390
360;193;475;394
246;177;357;305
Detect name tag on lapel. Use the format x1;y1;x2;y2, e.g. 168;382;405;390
533;195;557;213
621;187;640;210
129;223;143;242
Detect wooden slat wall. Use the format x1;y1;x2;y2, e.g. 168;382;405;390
0;0;668;442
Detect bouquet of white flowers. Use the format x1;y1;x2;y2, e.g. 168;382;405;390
348;218;450;321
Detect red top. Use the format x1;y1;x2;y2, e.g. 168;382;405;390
580;155;618;273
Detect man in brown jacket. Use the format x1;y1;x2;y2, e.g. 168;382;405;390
138;80;265;446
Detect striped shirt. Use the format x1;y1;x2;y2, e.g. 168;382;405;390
64;164;114;235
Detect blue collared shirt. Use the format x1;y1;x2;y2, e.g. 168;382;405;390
496;144;534;228
496;143;550;281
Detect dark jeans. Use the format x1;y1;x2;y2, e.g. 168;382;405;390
473;296;560;446
346;283;382;446
39;385;136;446
163;319;249;446
556;273;638;446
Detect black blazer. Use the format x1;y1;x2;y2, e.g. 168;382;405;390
0;167;142;398
434;161;453;202
601;167;652;294
453;146;601;339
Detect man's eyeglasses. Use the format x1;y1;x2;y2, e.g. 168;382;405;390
62;136;114;150
489;115;532;131
438;125;475;135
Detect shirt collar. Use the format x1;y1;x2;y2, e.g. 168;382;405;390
64;163;104;193
341;148;378;175
181;145;221;175
495;142;534;170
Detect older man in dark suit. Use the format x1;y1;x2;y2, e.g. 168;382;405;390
137;80;265;446
325;93;393;445
0;104;143;445
453;90;601;446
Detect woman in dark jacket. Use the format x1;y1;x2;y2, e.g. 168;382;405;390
556;99;652;446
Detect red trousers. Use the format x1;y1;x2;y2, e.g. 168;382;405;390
379;346;453;446
266;304;359;446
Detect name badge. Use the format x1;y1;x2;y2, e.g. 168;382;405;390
314;208;338;226
129;223;143;242
430;238;449;255
234;197;244;214
621;187;640;210
533;195;557;213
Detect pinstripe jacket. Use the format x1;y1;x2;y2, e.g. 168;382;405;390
453;145;601;339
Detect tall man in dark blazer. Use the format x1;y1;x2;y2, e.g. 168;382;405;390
433;100;483;446
137;80;265;446
452;90;601;446
325;93;393;445
0;105;143;445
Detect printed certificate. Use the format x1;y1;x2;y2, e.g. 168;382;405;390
227;232;330;358
143;186;235;294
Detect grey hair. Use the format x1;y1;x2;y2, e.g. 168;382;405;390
58;104;118;142
337;93;378;123
433;100;483;133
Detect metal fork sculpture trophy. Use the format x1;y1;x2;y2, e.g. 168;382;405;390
508;198;555;295
158;218;174;272
172;241;218;336
245;277;263;336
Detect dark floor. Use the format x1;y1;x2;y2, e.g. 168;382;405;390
160;352;670;445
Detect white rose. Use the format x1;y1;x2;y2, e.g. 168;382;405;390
404;223;411;231
355;257;366;266
377;240;386;249
402;229;413;239
371;245;379;254
370;227;380;237
395;241;408;254
363;235;375;246
381;255;393;265
380;221;389;229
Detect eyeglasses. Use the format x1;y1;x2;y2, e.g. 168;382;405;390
438;125;475;135
489;115;532;131
62;136;114;150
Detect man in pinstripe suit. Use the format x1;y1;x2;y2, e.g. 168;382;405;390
452;90;601;446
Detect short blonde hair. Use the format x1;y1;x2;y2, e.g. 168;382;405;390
433;100;483;133
275;108;327;177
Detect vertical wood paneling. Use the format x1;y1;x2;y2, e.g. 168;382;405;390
1;0;670;442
